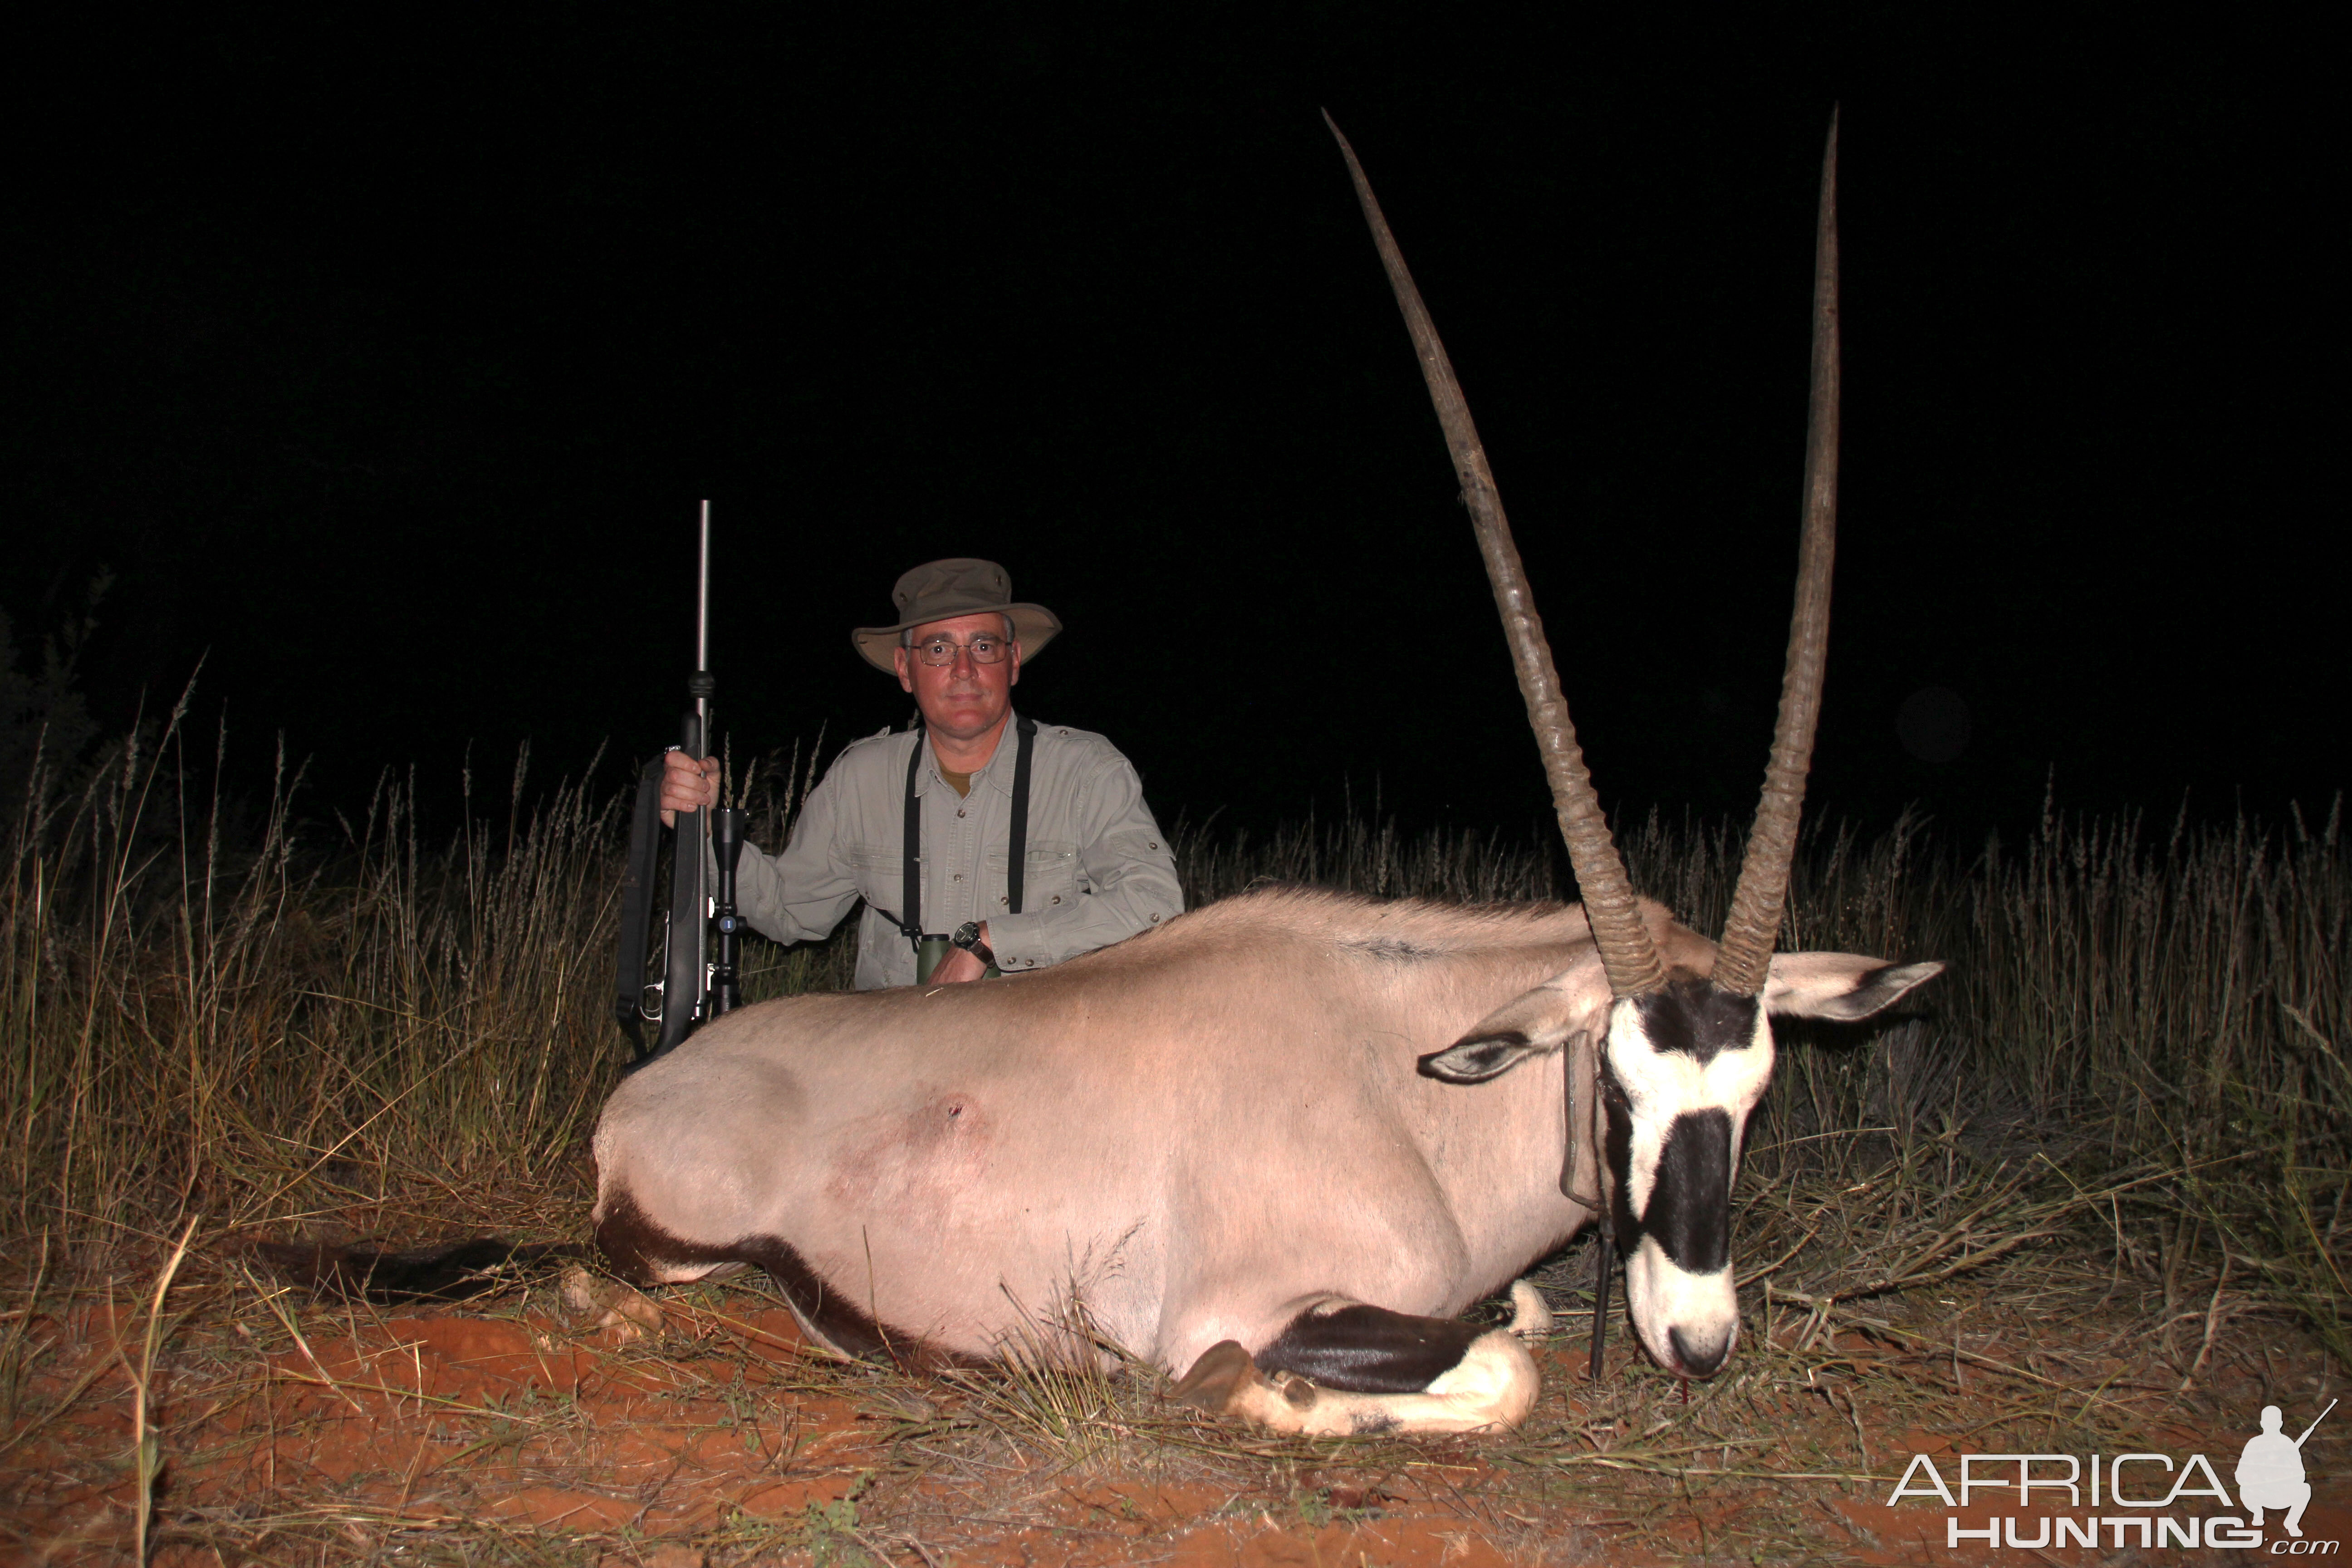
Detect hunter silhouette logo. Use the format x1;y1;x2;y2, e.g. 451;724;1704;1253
1884;1398;2337;1552
2241;1400;2332;1539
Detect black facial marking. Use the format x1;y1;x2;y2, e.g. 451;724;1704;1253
1603;1070;1641;1254
1254;1304;1488;1394
1635;978;1763;1065
1640;1109;1733;1273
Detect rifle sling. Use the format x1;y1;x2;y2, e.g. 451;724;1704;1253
612;753;669;1057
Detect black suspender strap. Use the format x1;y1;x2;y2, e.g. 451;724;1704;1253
890;713;1038;947
897;727;925;945
1007;715;1036;915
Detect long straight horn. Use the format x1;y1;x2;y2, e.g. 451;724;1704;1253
1325;111;1663;999
1713;113;1841;997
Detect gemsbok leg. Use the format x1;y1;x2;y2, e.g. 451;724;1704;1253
1171;1281;1553;1436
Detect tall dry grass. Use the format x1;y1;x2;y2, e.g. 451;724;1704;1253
0;700;845;1255
3;708;2345;1371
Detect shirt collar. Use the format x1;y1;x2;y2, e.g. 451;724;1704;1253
914;710;1022;798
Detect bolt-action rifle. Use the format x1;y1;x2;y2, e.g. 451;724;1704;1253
613;501;747;1062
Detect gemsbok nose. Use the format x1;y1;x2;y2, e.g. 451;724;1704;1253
1669;1323;1733;1378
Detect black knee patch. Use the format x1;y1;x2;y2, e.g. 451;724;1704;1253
1253;1304;1487;1394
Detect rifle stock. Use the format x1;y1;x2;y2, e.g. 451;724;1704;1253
613;501;727;1063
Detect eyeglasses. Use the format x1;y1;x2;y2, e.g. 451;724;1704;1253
909;633;1012;666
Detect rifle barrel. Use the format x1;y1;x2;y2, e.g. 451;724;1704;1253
696;499;711;726
2296;1396;2336;1447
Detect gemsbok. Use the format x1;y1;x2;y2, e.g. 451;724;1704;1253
581;113;1943;1436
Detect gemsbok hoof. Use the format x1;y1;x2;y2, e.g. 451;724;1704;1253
1170;1340;1263;1416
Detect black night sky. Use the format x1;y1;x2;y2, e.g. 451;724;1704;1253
5;11;2338;849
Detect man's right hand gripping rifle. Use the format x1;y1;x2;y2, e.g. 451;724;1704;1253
661;751;721;829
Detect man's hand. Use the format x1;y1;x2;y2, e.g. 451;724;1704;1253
929;946;986;984
929;921;993;985
660;751;720;828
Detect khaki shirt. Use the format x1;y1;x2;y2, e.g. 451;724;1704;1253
732;713;1183;990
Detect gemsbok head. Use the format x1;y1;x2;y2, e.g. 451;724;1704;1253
1330;111;1940;1378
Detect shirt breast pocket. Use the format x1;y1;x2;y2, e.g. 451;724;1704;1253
987;840;1079;910
847;842;906;906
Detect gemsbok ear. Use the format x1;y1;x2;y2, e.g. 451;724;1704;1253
1418;977;1605;1083
1763;955;1945;1022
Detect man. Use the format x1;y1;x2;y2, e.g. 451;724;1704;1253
659;558;1182;990
2236;1404;2315;1538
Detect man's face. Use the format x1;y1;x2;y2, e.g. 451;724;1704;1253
893;612;1021;743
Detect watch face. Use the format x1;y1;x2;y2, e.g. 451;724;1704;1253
952;922;981;948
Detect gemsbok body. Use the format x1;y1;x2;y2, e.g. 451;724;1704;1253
590;114;1944;1436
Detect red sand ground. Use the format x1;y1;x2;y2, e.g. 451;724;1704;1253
10;1294;1553;1565
6;1278;2344;1565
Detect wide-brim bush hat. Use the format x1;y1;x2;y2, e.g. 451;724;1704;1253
851;558;1062;673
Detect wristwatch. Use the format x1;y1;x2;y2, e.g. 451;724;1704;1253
950;921;995;968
